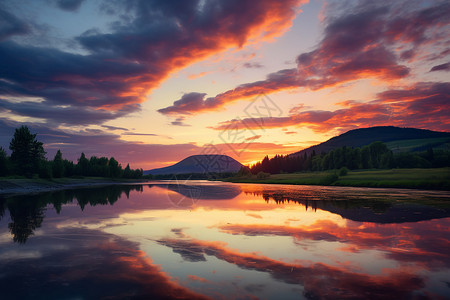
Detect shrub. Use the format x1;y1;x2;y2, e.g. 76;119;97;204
338;167;349;176
256;171;270;179
321;173;338;185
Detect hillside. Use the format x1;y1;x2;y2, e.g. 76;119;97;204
144;155;243;175
290;126;450;157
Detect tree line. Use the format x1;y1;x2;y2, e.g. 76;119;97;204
0;126;143;179
243;141;450;175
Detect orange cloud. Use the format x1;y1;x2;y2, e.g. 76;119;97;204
187;275;211;283
159;2;449;117
210;82;450;133
1;0;306;126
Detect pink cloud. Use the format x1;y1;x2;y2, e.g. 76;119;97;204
159;1;449;117
211;82;450;133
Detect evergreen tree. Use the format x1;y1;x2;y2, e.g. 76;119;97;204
52;150;65;178
77;152;90;176
9;126;46;177
361;146;371;169
63;159;75;177
123;163;132;178
108;157;122;178
0;147;10;176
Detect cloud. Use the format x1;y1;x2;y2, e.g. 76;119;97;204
0;98;136;126
0;119;200;169
244;135;261;141
187;275;210;283
0;0;305;126
158;68;299;115
430;62;450;72
159;1;450;117
0;119;298;168
243;62;264;69
159;93;208;115
101;125;128;131
171;117;191;127
0;7;29;41
53;0;85;12
121;132;158;136
211;82;450;133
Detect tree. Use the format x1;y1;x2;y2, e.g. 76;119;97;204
369;141;389;168
123;163;132;178
63;159;75;177
361;146;371;169
9;126;46;177
52;150;64;178
0;147;10;176
77;152;89;176
108;157;122;178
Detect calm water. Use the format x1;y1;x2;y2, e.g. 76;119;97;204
0;181;449;299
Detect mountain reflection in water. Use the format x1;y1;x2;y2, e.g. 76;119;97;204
0;182;449;299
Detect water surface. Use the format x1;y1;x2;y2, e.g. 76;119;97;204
1;181;449;299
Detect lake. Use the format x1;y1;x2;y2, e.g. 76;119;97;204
1;181;449;299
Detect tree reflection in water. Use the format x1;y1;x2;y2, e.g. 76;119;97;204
0;185;143;243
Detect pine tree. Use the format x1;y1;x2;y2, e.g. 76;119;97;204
52;150;65;178
9;126;46;177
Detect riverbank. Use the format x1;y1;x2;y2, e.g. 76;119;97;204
224;168;450;190
0;177;148;196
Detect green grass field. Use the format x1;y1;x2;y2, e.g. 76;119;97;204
227;168;450;190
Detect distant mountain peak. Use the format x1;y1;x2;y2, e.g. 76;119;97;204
144;154;243;175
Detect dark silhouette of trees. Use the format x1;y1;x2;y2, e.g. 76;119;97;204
88;156;109;177
0;147;10;176
9;126;46;177
0;127;143;179
77;152;90;176
52;150;64;178
71;153;142;179
108;157;122;178
123;163;143;179
248;141;450;175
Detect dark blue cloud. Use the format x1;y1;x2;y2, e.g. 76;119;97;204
0;0;303;127
0;7;29;41
54;0;85;12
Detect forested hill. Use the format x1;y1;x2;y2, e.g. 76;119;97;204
290;126;450;157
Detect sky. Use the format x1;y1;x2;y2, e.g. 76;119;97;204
0;0;449;169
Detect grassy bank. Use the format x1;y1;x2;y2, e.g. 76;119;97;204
0;177;148;195
225;168;450;190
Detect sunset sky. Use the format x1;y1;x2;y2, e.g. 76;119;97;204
0;0;449;169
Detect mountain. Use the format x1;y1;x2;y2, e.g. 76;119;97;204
290;126;450;157
144;155;243;175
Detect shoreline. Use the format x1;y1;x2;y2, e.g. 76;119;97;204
0;178;149;196
1;167;449;195
224;168;450;191
223;179;450;191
